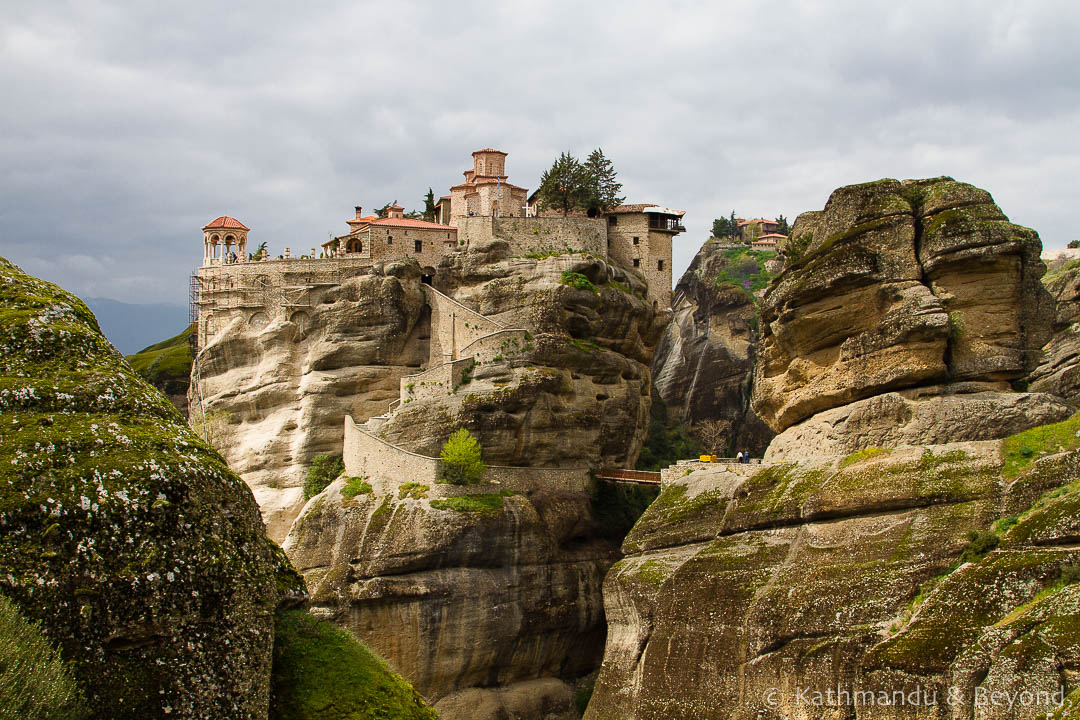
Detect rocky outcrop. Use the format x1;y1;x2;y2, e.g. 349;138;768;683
586;432;1080;719
192;261;430;541
195;246;666;540
764;384;1072;462
651;239;774;456
1029;262;1080;404
283;478;616;718
0;258;301;719
752;177;1061;458
373;246;665;466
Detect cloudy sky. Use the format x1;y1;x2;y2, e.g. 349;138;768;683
2;0;1078;305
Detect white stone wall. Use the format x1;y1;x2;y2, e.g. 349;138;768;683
400;357;474;405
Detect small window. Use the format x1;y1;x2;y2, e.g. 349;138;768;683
609;215;618;226
415;239;423;253
387;236;393;244
633;236;639;245
633;258;640;268
404;230;409;235
658;259;664;270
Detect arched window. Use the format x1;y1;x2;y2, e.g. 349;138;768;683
346;238;363;253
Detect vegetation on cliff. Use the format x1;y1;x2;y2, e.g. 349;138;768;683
438;428;487;485
270;610;438;720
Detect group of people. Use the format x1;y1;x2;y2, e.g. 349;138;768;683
734;451;752;463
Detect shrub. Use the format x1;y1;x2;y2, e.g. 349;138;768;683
0;595;87;719
438;428;487;485
959;530;1000;565
398;483;429;500
560;270;598;293
303;454;345;500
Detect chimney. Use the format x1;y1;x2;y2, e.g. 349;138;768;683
354;206;363;219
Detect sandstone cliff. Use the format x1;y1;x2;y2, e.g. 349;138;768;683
753;177;1068;459
1029;260;1080;404
193;243;666;541
651;240;774;456
0;258;301;719
586;421;1080;719
284;479;613;718
191;260;430;541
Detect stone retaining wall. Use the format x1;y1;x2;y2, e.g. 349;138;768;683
400;357;474;404
459;329;532;364
344;415;592;494
493;217;608;257
424;284;504;364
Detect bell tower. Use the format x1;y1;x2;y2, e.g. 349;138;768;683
202;216;250;265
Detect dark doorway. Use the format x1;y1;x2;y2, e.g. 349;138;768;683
421;274;433;285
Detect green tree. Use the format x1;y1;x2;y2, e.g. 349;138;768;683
582;148;624;212
303;454;345;499
439;428;487;485
711;210;738;239
0;595;88;719
1068;240;1080;249
537;151;588;217
422;188;437;222
375;201;395;219
776;214;790;235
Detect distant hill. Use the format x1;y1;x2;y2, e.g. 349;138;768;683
83;297;189;354
125;325;194;415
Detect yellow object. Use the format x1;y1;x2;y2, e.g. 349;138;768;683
699;455;713;463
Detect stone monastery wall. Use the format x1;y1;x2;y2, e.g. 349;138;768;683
424;285;505;364
343;415;592;494
491;217;608;256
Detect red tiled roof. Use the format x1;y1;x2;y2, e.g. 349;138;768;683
203;216;249;231
368;217;457;230
757;233;788;239
472;148;507;155
738;218;776;226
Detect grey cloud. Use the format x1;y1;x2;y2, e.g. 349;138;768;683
1;0;1078;304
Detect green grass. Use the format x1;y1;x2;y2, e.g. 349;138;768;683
0;595;87;719
398;483;429;500
429;491;514;514
269;610;438;720
1001;411;1080;477
341;477;372;501
124;325;194;394
839;447;892;468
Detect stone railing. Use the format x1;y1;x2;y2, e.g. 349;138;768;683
400;357;474;405
459;328;532;364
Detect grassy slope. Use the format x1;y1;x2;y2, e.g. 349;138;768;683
270;611;438;720
124;325;193;394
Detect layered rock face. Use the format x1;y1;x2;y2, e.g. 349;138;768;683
374;243;666;465
586;439;1080;719
283;479;614;719
753;177;1064;455
0;258;300;719
651;240;774;456
1029;261;1080;403
192;261;430;541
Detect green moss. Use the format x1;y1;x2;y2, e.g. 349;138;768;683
838;447;891;468
269;610;437;720
429;491;514;515
604;280;631;294
303;454;345;500
712;248;776;299
1001;411;1080;478
634;559;671;586
397;483;429;500
341;477;372;502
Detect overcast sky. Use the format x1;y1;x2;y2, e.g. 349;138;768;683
2;0;1078;305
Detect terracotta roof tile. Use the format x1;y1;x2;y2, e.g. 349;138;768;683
203;216;249;231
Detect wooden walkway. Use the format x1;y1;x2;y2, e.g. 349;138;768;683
595;469;662;485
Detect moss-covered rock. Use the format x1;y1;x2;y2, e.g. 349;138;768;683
0;257;303;718
269;610;438;720
587;424;1080;719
